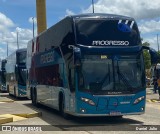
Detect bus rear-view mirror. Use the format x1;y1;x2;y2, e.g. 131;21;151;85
149;48;159;65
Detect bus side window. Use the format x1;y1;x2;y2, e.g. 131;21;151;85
69;68;75;92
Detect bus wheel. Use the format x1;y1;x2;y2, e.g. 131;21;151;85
7;85;9;93
112;115;123;119
14;87;16;97
32;88;39;107
59;95;70;119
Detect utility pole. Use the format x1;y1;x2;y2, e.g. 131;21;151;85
7;42;8;57
92;0;95;13
157;34;159;52
32;17;35;38
17;32;19;49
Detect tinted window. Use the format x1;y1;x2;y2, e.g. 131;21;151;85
35;64;63;87
17;51;26;64
75;19;141;46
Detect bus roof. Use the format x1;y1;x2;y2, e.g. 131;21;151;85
71;13;134;21
36;13;135;37
6;48;27;59
16;48;27;53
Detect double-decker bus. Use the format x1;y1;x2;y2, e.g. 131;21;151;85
6;48;27;97
27;13;158;118
0;59;7;92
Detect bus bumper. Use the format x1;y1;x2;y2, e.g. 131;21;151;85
68;111;145;117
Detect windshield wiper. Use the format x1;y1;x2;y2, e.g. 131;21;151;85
100;63;110;85
116;61;134;91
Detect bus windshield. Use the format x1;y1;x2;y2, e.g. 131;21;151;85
17;68;26;86
1;71;6;84
17;51;26;64
75;19;141;46
78;54;144;95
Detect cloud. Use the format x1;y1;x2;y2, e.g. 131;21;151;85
138;20;160;34
66;9;75;16
28;17;37;24
83;0;160;20
0;12;15;33
0;13;33;58
142;36;158;50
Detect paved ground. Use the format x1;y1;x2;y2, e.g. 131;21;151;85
0;89;160;133
146;87;160;102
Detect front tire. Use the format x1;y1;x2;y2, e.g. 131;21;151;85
59;95;70;119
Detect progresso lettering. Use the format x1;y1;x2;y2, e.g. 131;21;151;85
92;40;129;46
41;51;54;64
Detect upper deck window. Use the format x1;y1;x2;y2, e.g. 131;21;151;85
75;19;141;46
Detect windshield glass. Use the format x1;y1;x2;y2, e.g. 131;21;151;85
79;55;113;94
17;51;26;64
75;19;141;46
1;61;6;69
1;71;6;85
17;68;26;86
78;54;144;95
114;55;144;91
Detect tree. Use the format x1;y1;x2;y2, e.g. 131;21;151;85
142;42;151;69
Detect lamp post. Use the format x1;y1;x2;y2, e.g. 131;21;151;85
92;0;95;13
17;32;19;49
7;42;8;57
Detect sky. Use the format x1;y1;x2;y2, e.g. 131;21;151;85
0;0;160;59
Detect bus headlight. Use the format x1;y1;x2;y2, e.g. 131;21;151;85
133;96;145;104
81;97;95;106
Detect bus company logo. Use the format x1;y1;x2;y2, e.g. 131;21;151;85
92;40;129;46
41;51;54;64
118;20;134;33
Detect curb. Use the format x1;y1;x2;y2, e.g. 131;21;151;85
13;112;42;118
0;112;42;124
146;99;160;103
0;117;13;124
0;100;14;103
146;92;152;95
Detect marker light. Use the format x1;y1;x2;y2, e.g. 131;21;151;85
81;97;95;106
133;96;145;104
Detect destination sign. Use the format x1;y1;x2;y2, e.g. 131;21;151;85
40;51;54;64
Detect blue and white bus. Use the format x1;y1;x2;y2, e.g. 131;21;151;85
0;59;7;92
6;48;27;97
27;14;158;118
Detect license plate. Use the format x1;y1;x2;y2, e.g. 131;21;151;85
110;111;121;116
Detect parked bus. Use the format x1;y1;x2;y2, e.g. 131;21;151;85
151;63;160;78
6;48;27;97
27;13;158;118
0;59;7;92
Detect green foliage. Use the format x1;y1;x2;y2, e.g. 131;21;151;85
142;42;151;69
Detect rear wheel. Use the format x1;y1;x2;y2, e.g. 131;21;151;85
7;85;9;93
14;87;16;97
32;88;39;107
59;95;70;119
